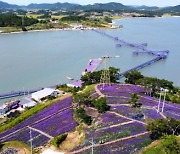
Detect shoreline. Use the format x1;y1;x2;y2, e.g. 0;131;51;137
0;27;94;35
1;15;179;35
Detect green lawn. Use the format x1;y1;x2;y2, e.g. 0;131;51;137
141;136;180;154
0;141;30;153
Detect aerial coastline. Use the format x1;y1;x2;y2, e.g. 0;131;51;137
0;1;180;153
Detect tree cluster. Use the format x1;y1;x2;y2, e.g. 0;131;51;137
124;71;174;95
75;107;92;125
128;93;142;108
147;118;180;140
81;67;120;86
0;14;38;27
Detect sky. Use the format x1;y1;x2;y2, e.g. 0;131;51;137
1;0;180;7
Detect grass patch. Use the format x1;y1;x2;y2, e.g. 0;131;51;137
0;27;22;33
51;15;64;19
82;84;95;94
141;136;180;154
0;141;30;153
26;14;42;18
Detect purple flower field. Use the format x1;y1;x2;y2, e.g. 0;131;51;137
106;96;130;104
84;133;151;154
1;127;50;148
98;84;146;97
98;112;129;128
0;97;78;147
94;122;146;142
33;108;78;137
0;97;72;138
143;108;163;120
71;84;180;153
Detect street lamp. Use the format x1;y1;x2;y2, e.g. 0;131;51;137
161;89;169;113
157;87;164;113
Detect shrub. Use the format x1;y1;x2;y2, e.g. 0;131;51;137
93;97;110;113
51;133;68;147
161;135;180;154
75;108;92;125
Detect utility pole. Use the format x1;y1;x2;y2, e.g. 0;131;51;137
161;89;168;113
100;55;119;89
89;137;95;154
157;88;163;113
29;127;33;154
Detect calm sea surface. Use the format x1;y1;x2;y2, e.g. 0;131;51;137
0;17;180;103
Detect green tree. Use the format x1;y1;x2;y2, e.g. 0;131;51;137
124;70;144;84
93;97;110;113
161;135;180;154
75;107;92;125
129;93;142;108
73;92;91;106
147;118;180;140
81;67;120;86
50;133;68;147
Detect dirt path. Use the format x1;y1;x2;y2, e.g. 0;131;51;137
107;111;146;125
71;132;149;154
96;121;135;131
94;85;105;97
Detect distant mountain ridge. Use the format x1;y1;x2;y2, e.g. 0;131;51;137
0;0;179;11
0;1;21;9
135;5;160;11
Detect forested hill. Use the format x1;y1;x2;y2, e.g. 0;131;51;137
0;0;180;12
0;14;38;27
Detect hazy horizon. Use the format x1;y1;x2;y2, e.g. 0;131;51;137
1;0;180;7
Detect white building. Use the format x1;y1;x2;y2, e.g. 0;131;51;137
19;97;37;108
31;88;62;102
0;104;8;115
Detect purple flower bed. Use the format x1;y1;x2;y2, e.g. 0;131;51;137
163;110;180;120
111;106;139;118
142;108;163;120
98;84;146;97
1;127;49;148
85;133;151;154
139;96;158;107
98;112;129;128
106;97;130;104
31;135;51;148
33;108;78;137
0;97;72;138
94;122;146;143
72;127;150;154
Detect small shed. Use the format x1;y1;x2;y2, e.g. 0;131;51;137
0;104;8;115
19;97;37;108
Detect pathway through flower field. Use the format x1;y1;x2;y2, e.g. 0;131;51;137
71;84;180;153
